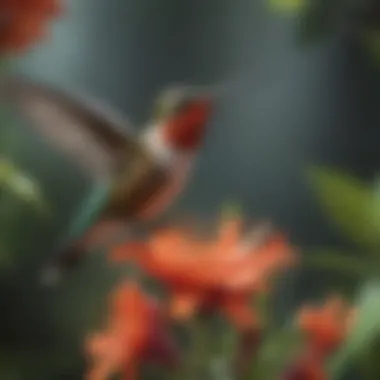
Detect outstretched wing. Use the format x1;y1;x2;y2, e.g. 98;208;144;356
0;75;141;180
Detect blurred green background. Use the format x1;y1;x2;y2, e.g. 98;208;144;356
1;0;380;378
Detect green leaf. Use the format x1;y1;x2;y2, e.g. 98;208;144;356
209;357;233;380
307;166;380;251
357;335;380;380
0;242;14;269
296;0;342;46
184;316;217;379
360;29;380;66
302;249;374;278
255;291;273;331
0;349;74;379
252;327;304;380
268;0;306;13
372;177;380;239
329;281;380;379
0;157;49;215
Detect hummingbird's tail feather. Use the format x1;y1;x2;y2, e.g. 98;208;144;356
39;183;115;287
39;218;135;287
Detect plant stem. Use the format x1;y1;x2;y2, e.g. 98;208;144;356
184;316;215;380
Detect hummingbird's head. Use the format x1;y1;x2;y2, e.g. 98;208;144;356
153;86;213;151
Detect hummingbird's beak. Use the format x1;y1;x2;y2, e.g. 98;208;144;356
191;81;234;100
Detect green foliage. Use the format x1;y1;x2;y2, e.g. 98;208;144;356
302;248;374;279
269;0;380;66
306;166;380;379
246;291;303;380
269;0;344;44
0;62;49;266
296;0;343;45
0;157;49;266
361;29;380;66
329;281;380;380
357;334;380;380
268;0;306;13
0;63;47;213
307;166;380;252
0;157;49;214
252;327;304;380
0;349;80;380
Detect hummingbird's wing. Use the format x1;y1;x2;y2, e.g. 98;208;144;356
0;75;143;180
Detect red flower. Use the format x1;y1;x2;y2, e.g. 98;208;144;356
281;296;357;380
298;295;357;357
0;0;62;54
84;282;179;380
282;355;326;380
111;215;296;331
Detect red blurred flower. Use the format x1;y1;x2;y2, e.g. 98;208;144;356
282;355;326;380
0;0;62;54
84;281;179;380
111;215;296;331
282;296;357;380
298;295;357;357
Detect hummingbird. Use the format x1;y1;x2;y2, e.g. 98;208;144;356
0;75;214;285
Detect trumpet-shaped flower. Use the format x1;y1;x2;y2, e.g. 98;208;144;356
298;295;357;357
85;282;179;380
282;296;357;380
111;216;296;331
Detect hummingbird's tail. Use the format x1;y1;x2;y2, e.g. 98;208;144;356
40;218;140;286
40;218;131;286
40;182;112;286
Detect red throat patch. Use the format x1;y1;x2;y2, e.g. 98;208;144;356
162;99;212;151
